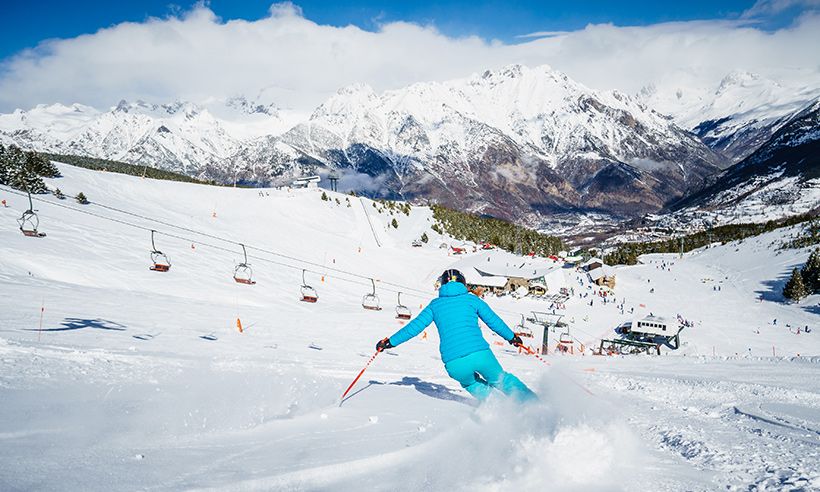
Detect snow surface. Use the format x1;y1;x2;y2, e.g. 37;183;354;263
1;164;818;491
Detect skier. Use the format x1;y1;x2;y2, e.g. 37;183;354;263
375;269;537;403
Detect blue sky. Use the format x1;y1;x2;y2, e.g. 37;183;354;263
1;0;818;112
0;0;790;61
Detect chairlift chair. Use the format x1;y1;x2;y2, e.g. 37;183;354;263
395;292;412;320
556;330;574;354
362;278;382;311
300;269;318;303
515;314;533;338
148;230;170;272
18;209;46;238
17;190;45;238
233;244;256;285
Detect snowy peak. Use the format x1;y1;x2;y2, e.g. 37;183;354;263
224;95;279;116
244;64;723;220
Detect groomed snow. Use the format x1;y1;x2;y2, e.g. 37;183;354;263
0;164;818;491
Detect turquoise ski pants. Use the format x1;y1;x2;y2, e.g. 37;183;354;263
444;349;537;403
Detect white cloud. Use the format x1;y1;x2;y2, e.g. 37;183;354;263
742;0;820;18
0;2;818;115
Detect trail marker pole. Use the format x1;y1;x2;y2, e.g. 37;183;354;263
38;300;44;342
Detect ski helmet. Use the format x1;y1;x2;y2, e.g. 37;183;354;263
438;269;466;286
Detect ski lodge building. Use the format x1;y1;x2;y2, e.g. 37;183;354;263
449;251;567;296
291;175;321;189
587;263;616;289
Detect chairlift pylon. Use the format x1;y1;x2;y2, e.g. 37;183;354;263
233;243;256;285
300;269;318;303
362;278;382;311
17;189;45;238
149;229;170;272
395;292;411;320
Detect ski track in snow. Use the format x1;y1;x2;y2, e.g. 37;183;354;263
0;164;818;491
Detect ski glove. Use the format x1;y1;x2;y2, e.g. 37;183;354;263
509;334;524;347
376;337;394;352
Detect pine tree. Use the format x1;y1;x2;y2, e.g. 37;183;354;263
391;218;398;229
321;191;329;201
801;248;820;293
53;188;66;199
783;267;808;301
421;232;429;243
25;151;60;178
0;143;8;185
76;192;89;205
2;145;49;192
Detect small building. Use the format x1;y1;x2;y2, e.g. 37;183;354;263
581;257;604;272
292;175;321;189
463;267;509;295
588;264;616;288
449;251;566;297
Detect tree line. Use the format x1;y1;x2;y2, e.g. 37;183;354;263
431;204;564;256
604;213;820;266
41;152;217;185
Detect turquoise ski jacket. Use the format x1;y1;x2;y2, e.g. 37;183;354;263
388;282;515;363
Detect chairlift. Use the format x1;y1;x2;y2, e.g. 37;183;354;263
515;314;533;338
233;244;256;285
17;190;45;238
362;278;382;311
148;230;170;272
556;330;574;354
300;269;318;303
395;292;411;320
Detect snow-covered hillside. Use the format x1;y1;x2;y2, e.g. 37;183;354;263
1;164;818;490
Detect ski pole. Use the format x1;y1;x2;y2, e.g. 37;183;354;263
517;343;550;365
340;349;381;402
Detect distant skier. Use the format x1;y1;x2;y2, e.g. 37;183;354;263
375;269;537;403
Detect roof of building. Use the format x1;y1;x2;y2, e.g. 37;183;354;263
581;257;604;268
588;265;616;281
449;251;563;287
293;175;321;183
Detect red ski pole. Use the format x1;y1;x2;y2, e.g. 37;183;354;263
340;350;381;402
517;343;550;365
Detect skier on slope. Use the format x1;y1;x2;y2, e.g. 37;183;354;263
375;269;537;403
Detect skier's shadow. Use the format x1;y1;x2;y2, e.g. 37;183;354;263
25;317;127;332
340;377;474;406
387;377;474;405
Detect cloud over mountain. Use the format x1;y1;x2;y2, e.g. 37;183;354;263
1;2;819;115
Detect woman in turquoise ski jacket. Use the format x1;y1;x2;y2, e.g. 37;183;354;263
377;269;537;403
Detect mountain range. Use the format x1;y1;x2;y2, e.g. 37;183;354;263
1;64;817;225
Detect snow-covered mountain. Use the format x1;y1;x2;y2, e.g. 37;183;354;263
670;97;820;222
234;65;723;220
0;97;298;177
6;64;819;223
640;70;820;163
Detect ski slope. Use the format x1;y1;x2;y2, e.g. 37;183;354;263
0;164;818;491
